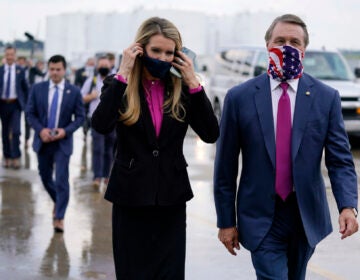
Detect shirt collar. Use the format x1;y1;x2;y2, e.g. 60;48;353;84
270;77;299;92
50;79;65;91
6;64;14;71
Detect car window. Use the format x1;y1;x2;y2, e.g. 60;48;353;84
303;51;353;81
253;51;268;76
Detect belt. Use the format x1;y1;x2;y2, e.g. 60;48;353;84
0;98;18;104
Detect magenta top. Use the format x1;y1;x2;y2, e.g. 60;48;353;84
142;79;165;137
115;74;202;138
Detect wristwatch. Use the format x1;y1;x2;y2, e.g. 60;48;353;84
352;208;358;218
343;207;358;218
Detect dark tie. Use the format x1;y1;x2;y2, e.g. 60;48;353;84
5;68;11;99
275;82;292;201
48;85;59;129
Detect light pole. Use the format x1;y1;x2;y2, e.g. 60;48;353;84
24;32;35;60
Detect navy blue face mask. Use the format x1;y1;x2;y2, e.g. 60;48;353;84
142;55;172;79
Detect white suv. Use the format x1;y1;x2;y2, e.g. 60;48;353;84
209;46;360;136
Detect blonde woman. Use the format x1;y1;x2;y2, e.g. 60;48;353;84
91;17;219;279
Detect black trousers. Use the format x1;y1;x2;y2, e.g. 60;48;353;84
112;204;186;280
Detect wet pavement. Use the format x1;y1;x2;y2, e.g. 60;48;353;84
1;129;360;280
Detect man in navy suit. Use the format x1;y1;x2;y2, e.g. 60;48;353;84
26;55;84;232
214;14;358;279
0;45;28;168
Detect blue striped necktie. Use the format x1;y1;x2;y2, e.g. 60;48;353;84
48;85;59;129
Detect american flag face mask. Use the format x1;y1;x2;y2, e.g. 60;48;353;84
267;45;304;81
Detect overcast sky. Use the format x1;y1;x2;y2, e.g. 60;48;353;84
1;0;360;49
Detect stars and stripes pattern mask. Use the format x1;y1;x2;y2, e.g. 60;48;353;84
267;45;304;81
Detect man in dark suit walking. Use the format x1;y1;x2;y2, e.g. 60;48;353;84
26;55;84;232
214;14;358;279
0;45;28;168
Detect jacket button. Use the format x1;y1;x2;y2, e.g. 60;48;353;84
152;150;159;157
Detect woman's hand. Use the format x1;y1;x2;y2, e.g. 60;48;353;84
117;43;144;80
172;50;199;88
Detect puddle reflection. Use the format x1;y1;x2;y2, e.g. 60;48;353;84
40;233;70;278
0;178;34;255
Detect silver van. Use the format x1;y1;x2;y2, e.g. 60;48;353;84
208;46;360;136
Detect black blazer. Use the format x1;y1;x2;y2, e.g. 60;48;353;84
92;75;219;206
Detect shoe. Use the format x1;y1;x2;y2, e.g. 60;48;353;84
92;178;101;187
2;159;11;168
103;177;109;185
11;158;21;169
54;219;64;233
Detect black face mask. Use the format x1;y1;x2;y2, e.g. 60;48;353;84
98;67;110;76
142;55;172;79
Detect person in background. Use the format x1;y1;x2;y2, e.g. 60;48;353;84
26;55;85;233
29;60;47;86
23;59;48;148
106;52;117;74
16;56;32;149
81;56;116;187
16;56;30;83
74;57;96;89
0;45;28;168
214;14;358;279
75;57;96;140
91;17;219;279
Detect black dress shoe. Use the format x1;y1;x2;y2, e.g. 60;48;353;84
54;227;64;233
11;158;21;169
53;219;64;233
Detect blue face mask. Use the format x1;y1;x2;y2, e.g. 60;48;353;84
142;55;172;79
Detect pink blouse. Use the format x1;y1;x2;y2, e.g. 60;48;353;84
142;79;164;137
115;74;202;138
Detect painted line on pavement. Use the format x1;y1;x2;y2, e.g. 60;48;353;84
188;212;346;280
307;264;346;280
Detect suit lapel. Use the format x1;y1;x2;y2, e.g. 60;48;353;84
292;74;315;161
254;75;276;168
60;83;70;114
0;66;4;93
15;65;21;81
58;82;74;127
42;81;50;111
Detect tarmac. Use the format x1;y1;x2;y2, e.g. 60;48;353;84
0;129;360;280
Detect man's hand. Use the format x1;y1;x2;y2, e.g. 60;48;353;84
51;128;66;141
339;208;358;239
40;128;53;143
39;128;66;143
218;227;240;256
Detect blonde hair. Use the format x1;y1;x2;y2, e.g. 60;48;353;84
120;17;184;125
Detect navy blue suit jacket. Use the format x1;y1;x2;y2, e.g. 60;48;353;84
25;80;85;156
0;65;28;109
214;73;358;250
